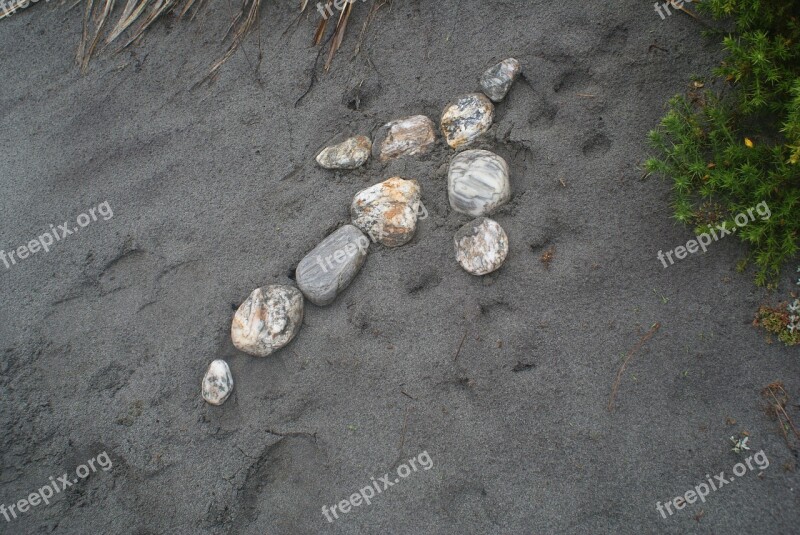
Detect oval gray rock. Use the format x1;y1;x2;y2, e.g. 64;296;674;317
448;149;510;216
202;359;233;406
231;285;304;357
296;225;369;306
480;58;521;102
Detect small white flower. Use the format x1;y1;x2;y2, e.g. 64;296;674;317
731;436;750;453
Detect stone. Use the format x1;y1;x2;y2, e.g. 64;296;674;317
448;149;511;216
231;285;304;357
202;359;233;406
351;177;422;247
374;115;437;161
316;135;372;169
440;93;494;149
480;58;521;102
296;225;369;306
454;217;509;275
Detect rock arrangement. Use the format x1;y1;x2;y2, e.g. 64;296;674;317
203;58;521;405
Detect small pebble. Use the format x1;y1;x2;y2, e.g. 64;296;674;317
454;217;509;275
440;94;495;149
316;135;372;169
202;359;233;406
351;177;422;247
374;115;437;161
231;285;304;357
448;149;510;216
296;225;369;306
480;58;521;102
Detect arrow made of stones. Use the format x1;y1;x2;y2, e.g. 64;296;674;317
203;58;522;405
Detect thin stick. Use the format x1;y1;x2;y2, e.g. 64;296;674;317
765;385;800;448
398;405;411;453
608;322;661;411
453;330;468;362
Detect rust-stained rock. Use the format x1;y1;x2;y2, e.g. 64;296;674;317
351;177;422;247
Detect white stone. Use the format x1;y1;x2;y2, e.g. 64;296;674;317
454;217;509;275
316;136;371;169
202;359;233;406
374;115;437;162
231;285;304;357
440;94;494;149
351;177;422;247
448;149;510;216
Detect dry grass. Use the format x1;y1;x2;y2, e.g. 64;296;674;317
761;382;800;452
2;0;385;78
608;322;661;412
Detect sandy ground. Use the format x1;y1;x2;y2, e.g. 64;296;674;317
1;1;799;533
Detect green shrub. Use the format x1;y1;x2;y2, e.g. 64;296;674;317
646;0;800;287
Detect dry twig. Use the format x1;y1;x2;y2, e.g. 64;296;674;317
608;322;661;411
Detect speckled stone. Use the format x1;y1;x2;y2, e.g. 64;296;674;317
480;58;521;102
374;115;437;161
351;177;422;247
454;217;509;275
296;225;369;306
316;136;372;169
440;94;495;149
448;149;510;216
202;359;233;406
231;285;304;357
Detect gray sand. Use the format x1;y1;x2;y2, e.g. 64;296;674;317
1;1;799;533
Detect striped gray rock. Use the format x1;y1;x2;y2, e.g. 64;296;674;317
448;149;510;216
440;94;495;149
351;177;422;247
296;225;369;306
202;359;233;406
454;217;509;275
316;136;372;169
374;115;437;162
480;58;521;102
231;285;304;357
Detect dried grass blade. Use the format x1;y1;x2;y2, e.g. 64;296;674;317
205;0;261;81
106;0;150;44
121;0;178;49
79;0;115;73
313;8;329;45
323;0;350;71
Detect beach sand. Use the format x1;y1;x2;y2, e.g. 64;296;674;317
1;1;798;533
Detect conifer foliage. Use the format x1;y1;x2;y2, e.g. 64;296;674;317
646;0;800;286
